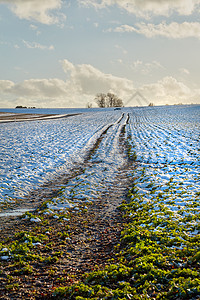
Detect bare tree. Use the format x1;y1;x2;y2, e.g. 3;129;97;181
95;93;107;108
113;97;123;107
95;93;123;108
107;93;116;107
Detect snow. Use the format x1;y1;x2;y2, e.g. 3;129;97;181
1;256;10;261
1;248;8;252
30;217;41;222
53;215;59;219
32;242;42;246
0;247;11;261
0;105;199;231
126;106;199;218
0;110;122;202
0;113;72;123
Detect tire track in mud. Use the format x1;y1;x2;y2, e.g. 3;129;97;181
83;113;130;222
0;113;131;237
0;113;135;299
86;113;125;161
44;112;133;275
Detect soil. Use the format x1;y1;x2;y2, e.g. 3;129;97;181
0;112;133;299
0;162;133;300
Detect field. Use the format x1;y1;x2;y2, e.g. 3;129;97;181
0;105;199;299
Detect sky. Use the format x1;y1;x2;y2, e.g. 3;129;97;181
0;0;200;108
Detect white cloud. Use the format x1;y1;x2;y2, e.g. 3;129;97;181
0;60;135;107
117;59;123;64
0;80;15;92
115;44;128;55
30;24;41;35
124;76;197;106
62;59;75;73
132;60;143;68
23;40;54;50
139;76;193;105
61;59;134;98
156;76;191;97
30;24;37;30
111;25;136;33
179;68;190;75
111;22;200;39
0;61;200;108
11;78;69;98
131;60;164;75
0;77;78;108
79;0;200;18
0;0;66;24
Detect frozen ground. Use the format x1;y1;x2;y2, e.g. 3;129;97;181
0;110;123;202
0;105;199;299
0;105;199;224
0;112;75;123
124;105;200;240
126;105;199;216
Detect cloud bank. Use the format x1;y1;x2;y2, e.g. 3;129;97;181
61;59;134;97
0;60;199;108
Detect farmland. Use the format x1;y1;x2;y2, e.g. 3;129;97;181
0;105;199;299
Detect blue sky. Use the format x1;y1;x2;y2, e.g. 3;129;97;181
0;0;200;108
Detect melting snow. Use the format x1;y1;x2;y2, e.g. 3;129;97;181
0;106;199;225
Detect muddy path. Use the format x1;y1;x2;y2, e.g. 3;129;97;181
0;165;134;299
0;113;130;231
0;112;134;299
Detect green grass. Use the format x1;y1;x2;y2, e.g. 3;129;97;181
52;165;200;299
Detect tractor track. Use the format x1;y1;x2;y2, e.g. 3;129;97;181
0;113;131;233
0;112;135;299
